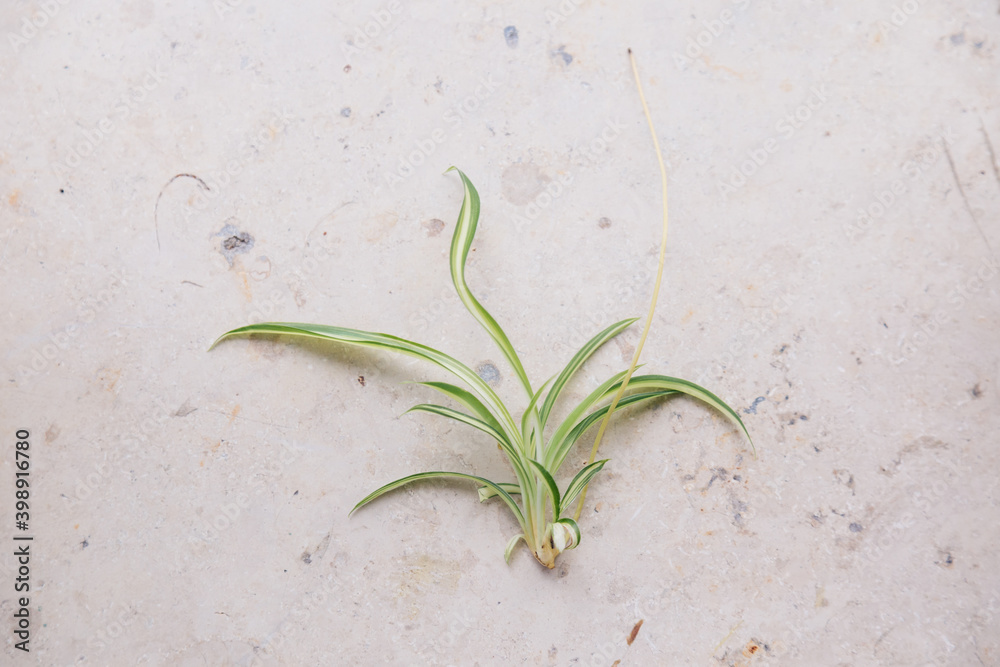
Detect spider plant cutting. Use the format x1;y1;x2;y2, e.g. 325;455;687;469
212;52;753;569
211;166;752;568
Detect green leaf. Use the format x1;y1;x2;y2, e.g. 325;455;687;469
521;376;554;456
210;322;520;444
410;381;505;434
405;404;509;448
404;403;534;502
544;368;634;469
478;482;521;502
351;470;525;528
560;460;609;513
504;533;525;564
539;318;638;429
546;373;754;471
527;459;561;517
548;390;677;473
446;167;533;398
600;374;755;457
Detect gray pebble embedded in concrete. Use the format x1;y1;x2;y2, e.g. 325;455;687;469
215;222;254;266
504;26;518;48
476;361;502;387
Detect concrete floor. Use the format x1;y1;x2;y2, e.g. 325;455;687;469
2;0;999;665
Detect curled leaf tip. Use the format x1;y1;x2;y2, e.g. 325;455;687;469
207;333;229;352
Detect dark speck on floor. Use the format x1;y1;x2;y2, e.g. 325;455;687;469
504;26;518;48
706;467;728;490
340;107;351;117
849;522;863;533
223;234;250;252
744;396;766;414
551;45;572;66
731;498;748;527
216;222;254;266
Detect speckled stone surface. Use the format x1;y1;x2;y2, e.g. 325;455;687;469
1;1;998;665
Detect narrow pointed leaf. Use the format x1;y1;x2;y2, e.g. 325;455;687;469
598;374;755;456
521;375;554;456
527;459;561;517
539;318;638;428
404;404;510;448
544;368;635;468
548;390;678;472
478;482;521;502
411;380;504;434
560;460;609;512
210;322;520;443
404;404;533;503
446;167;533;397
351;471;525;527
504;533;525;563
